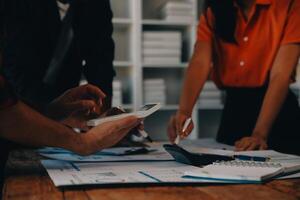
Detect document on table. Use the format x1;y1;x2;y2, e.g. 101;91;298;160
42;160;217;187
39;147;157;156
39;147;173;162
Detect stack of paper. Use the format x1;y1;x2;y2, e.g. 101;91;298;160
198;81;223;107
143;31;182;65
144;79;166;105
160;1;195;22
41;161;207;187
112;80;122;107
40;139;300;187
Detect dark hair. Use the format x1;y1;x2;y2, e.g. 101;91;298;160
204;0;237;43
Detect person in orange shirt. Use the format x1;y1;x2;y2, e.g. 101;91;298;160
168;0;300;154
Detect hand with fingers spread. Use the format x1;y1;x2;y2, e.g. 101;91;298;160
167;112;194;144
235;135;268;151
78;116;142;155
45;84;106;129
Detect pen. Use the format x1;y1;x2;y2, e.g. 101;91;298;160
139;130;153;143
175;118;192;145
234;155;270;162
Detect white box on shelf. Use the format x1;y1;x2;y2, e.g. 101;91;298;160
203;81;219;90
165;16;195;22
143;48;181;56
143;41;182;49
199;91;222;99
143;57;181;64
144;86;167;92
112;80;123;107
143;31;181;41
144;79;165;85
161;9;195;17
163;2;193;10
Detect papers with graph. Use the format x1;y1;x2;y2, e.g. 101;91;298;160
40;138;300;187
41;160;211;187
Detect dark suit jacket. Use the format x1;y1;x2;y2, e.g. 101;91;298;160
2;0;115;108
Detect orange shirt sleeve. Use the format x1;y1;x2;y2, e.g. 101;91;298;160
281;0;300;45
197;10;213;43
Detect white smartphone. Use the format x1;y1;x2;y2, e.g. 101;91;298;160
87;103;162;127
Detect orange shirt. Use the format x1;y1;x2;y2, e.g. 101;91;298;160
197;0;300;87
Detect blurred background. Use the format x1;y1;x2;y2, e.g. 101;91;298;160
78;0;300;141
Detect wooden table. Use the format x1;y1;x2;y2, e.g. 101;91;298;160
3;150;300;200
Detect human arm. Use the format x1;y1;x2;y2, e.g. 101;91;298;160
0;101;141;155
235;44;300;151
167;41;212;143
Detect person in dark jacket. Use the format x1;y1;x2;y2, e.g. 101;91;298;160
2;0;115;112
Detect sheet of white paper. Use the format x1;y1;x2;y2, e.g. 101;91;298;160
42;160;216;187
41;160;154;186
234;150;300;163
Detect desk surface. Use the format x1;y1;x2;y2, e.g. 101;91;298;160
3;150;300;200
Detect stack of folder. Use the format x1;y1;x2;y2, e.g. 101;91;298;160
112;80;122;107
143;31;182;65
160;1;195;22
198;81;223;107
144;79;166;105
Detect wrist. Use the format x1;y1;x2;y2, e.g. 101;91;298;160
60;128;87;155
252;130;268;141
177;108;192;117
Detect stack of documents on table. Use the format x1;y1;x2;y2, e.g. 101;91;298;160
40;138;300;187
112;80;122;107
198;81;223;108
144;79;166;105
184;160;300;183
160;1;195;22
41;161;212;187
143;31;182;65
182;147;300;183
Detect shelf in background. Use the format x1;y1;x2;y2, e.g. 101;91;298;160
143;63;188;68
290;82;300;90
123;104;133;110
160;105;178;110
112;18;132;27
142;19;196;27
113;61;133;67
